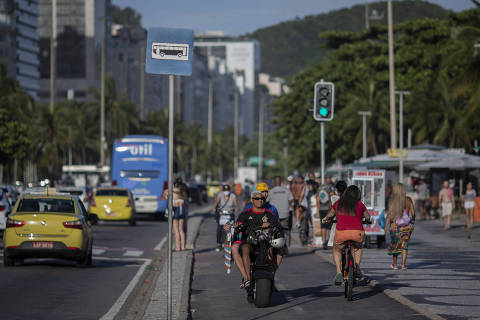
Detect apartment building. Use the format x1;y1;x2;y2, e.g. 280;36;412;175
0;0;40;99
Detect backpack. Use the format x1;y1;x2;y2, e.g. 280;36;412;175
317;185;330;210
395;209;411;227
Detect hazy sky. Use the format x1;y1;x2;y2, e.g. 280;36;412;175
111;0;476;36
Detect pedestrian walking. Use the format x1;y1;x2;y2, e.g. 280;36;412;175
416;179;429;220
316;182;332;249
213;184;238;251
462;182;476;231
439;180;455;230
384;183;415;270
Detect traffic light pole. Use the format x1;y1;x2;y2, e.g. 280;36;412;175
320;122;325;185
313;80;334;184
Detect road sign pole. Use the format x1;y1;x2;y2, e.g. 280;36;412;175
167;74;174;320
321;122;325;185
145;29;193;320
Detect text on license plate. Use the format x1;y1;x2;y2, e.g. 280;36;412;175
33;242;53;249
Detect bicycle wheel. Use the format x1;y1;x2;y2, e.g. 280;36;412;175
342;252;348;298
347;253;354;301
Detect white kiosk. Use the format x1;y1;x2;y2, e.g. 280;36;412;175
350;169;386;248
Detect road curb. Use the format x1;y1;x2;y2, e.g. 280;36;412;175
312;248;447;320
181;215;204;320
179;250;194;320
141;203;209;320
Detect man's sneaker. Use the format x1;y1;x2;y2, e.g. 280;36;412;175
333;273;343;286
216;244;222;252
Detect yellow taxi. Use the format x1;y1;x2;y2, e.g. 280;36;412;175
3;188;93;267
89;187;136;226
207;182;220;199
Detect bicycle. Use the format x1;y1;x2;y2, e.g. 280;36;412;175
340;217;372;301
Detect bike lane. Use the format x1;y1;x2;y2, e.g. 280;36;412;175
352;218;480;320
190;216;425;320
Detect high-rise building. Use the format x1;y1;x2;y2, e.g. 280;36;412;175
37;0;109;102
108;23;168;119
194;32;261;138
0;0;40;99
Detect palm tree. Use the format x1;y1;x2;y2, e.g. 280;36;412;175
430;72;471;148
336;80;389;157
89;76;140;156
446;25;480;113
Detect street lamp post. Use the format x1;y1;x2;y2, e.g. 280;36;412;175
100;14;106;167
49;0;56;112
258;93;264;181
395;90;410;183
283;138;288;179
207;78;213;183
234;88;239;181
358;111;372;160
388;0;396;150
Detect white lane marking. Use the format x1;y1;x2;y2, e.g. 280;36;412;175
99;257;152;320
154;235;167;251
93;249;106;255
123;250;144;257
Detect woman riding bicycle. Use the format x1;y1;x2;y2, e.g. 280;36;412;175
322;185;371;285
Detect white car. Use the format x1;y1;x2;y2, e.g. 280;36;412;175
0;190;12;230
57;186;90;211
0;184;19;206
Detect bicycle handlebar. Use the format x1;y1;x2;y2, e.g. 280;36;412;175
326;217;373;225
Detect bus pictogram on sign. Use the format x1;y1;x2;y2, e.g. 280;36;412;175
152;42;189;61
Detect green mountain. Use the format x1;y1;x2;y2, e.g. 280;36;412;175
244;0;449;79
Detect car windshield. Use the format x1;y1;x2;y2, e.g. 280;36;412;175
96;189;128;197
17;198;75;213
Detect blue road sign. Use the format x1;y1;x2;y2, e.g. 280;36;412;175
145;27;194;76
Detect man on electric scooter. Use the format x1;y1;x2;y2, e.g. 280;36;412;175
226;190;283;289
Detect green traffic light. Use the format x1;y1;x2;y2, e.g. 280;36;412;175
319;107;328;117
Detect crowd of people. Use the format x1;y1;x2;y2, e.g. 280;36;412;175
160;172;478;289
209;173;419;287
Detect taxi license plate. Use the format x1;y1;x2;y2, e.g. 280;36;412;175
106;212;116;216
33;242;53;249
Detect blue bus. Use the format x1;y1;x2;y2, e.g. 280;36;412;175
111;135;168;217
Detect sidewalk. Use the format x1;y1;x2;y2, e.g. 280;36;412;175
315;216;480;320
142;204;210;320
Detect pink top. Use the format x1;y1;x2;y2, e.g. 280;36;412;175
333;200;367;231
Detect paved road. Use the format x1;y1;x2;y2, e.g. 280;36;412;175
190;215;425;320
0;214;168;320
357;216;480;320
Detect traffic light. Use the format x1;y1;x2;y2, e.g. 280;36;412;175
313;82;335;121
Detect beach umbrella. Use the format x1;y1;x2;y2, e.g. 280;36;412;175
223;225;234;274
